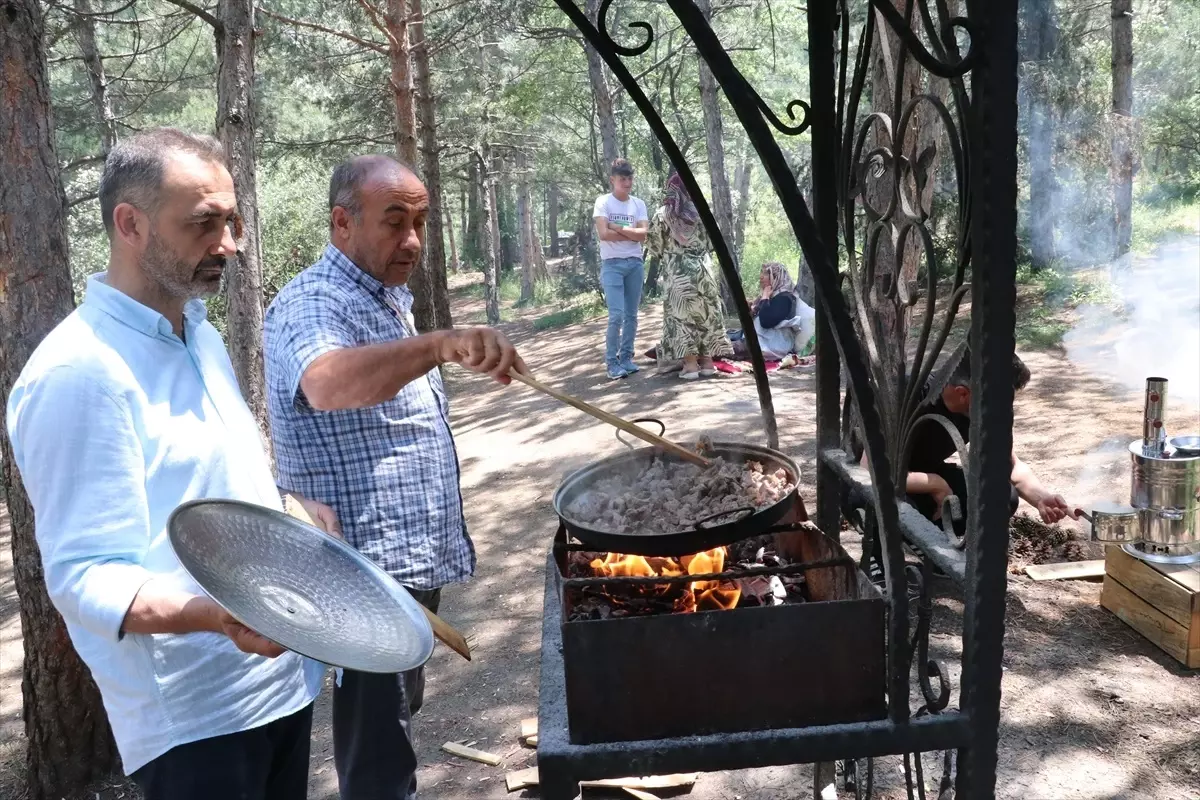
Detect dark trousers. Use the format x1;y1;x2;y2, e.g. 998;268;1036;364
334;588;441;800
908;462;1020;539
131;703;314;800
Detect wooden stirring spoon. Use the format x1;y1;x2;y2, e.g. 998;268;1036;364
506;369;711;468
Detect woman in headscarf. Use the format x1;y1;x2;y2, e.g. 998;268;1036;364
646;173;732;380
734;262;816;361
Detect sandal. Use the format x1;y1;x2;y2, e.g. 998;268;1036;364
679;371;700;380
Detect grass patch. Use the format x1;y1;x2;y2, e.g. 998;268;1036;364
1131;198;1200;255
533;299;606;331
462;273;566;309
1013;261;1118;348
1015;308;1071;349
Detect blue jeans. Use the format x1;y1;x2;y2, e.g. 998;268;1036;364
600;256;644;366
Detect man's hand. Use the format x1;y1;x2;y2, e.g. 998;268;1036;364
215;608;287;658
927;474;954;520
282;492;343;540
436;327;528;385
1035;493;1077;524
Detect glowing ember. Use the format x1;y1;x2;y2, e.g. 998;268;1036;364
589;547;742;613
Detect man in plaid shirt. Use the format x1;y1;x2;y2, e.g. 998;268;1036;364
263;154;526;800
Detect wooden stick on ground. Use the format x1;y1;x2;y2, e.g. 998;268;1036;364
441;741;503;766
1024;560;1106;581
503;767;700;793
508;370;710;467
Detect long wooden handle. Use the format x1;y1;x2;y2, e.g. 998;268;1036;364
507;370;711;467
282;496;471;661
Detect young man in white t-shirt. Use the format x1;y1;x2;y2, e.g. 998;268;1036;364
593;158;649;379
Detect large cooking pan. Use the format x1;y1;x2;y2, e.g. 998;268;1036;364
553;420;801;556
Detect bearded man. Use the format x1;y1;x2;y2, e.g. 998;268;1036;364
6;128;338;800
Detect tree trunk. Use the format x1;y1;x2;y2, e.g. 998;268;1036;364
466;159;481;266
408;0;451;330
385;0;417;165
445;205;458;272
695;0;735;253
527;180;547;280
478;151;501;325
1;1;121;795
73;0;117;153
497;155;517;272
1023;0;1058;269
585;0;618;178
732;137;753;260
513;156;528;269
516;151;535;303
548;183;560;257
1111;0;1134;259
458;183;468;267
490;153;506;277
216;0;270;448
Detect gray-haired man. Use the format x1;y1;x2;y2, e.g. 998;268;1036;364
264;154;528;799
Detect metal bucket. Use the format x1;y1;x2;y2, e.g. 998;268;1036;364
1129;439;1200;552
1079;501;1141;544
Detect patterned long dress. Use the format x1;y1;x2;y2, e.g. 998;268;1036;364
646;206;733;360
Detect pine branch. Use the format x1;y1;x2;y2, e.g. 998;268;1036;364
257;6;389;54
351;0;396;47
162;0;221;31
67;192;100;208
62;154;106;171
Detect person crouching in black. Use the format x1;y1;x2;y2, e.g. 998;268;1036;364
904;348;1078;538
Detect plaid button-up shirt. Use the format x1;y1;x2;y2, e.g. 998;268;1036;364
264;244;474;590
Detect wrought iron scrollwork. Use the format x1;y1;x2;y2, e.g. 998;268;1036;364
868;0;976;78
543;2;1019;798
758;94;812;136
835;0;977;793
597;0;653;56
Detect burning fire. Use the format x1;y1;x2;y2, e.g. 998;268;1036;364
589;547;742;613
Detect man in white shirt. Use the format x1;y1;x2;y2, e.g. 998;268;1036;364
593;158;649;380
6;128;338;800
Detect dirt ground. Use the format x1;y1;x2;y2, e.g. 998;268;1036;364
2;261;1200;800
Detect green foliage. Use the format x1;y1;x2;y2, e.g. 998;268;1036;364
1013;259;1117;348
34;0;1200;342
259;157;333;299
738;190;803;298
1130;198;1200;255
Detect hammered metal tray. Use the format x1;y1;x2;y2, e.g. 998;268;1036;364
168;498;434;673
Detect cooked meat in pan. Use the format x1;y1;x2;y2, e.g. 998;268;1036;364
565;456;795;534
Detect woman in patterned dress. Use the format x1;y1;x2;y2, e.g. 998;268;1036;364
646;173;733;380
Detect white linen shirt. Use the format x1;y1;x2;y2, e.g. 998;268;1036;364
5;273;322;774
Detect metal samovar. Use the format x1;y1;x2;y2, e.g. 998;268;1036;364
1082;377;1200;564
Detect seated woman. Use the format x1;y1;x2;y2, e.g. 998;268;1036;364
646;173;733;380
731;262;816;362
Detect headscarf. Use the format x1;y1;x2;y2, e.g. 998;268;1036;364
662;172;700;246
760;262;796;297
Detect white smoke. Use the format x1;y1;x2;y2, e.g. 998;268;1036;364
1063;236;1200;412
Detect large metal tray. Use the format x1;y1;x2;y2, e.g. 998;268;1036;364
168;498;434;673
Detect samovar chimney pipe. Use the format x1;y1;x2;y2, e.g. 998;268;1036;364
1142;377;1168;456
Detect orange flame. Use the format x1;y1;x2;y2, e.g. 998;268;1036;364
589;547;741;612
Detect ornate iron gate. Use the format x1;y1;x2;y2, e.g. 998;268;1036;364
544;1;1019;796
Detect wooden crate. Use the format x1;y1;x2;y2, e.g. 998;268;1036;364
1100;545;1200;669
